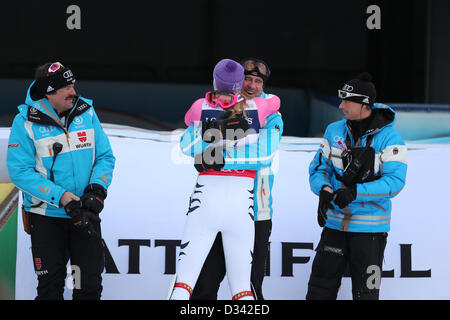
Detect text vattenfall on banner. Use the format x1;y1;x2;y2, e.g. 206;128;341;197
14;127;450;300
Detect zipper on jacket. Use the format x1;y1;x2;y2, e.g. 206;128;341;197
65;132;71;147
66;99;80;195
63;97;79;147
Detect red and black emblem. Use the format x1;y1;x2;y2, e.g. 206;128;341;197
34;258;42;270
77;131;87;142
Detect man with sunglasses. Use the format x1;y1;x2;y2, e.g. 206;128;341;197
307;72;407;300
191;58;283;300
7;62;115;300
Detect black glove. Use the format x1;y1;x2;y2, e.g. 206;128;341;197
341;147;375;185
202;112;249;142
194;147;225;173
333;184;357;209
81;183;107;214
317;188;334;227
64;200;101;237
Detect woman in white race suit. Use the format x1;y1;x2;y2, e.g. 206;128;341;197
169;59;282;300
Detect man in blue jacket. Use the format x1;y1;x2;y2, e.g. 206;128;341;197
306;72;407;300
7;62;115;300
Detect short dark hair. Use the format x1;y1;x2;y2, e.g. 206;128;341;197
34;63;54;80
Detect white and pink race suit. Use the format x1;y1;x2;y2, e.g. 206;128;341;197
170;94;282;300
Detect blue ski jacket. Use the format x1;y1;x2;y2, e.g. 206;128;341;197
180;93;283;221
309;103;407;232
7;81;115;218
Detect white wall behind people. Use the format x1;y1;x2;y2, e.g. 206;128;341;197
8;125;450;299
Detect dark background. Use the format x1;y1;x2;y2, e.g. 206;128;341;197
0;0;449;134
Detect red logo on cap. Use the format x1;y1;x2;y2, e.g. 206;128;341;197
77;131;87;143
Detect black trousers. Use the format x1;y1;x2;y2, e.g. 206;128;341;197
29;213;104;300
191;219;272;300
306;227;387;300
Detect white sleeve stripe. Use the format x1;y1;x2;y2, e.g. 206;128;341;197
181;134;202;153
320;138;331;158
380;145;407;164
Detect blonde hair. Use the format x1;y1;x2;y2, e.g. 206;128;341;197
213;79;248;118
225;96;248;118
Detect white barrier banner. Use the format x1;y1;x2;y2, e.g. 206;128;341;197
13;126;450;300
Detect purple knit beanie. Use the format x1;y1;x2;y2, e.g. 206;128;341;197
213;59;244;93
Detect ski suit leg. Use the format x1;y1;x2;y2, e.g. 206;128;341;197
306;227;348;300
221;176;255;300
29;213;69;300
348;232;387;300
170;175;221;300
191;233;226;300
251;219;272;300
